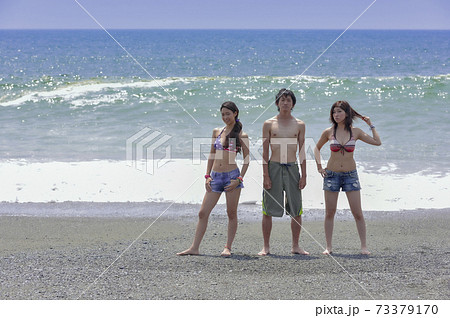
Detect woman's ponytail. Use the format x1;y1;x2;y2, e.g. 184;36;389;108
220;101;242;153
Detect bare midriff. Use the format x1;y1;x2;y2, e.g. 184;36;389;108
327;151;357;172
212;150;239;172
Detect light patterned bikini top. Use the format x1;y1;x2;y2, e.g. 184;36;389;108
214;128;238;152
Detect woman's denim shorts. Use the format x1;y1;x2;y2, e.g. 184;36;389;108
210;168;244;193
323;169;361;192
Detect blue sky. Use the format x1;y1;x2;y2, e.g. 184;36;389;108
0;0;449;30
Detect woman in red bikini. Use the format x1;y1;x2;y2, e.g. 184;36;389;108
178;101;250;257
314;101;381;255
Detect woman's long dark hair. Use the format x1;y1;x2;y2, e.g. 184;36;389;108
220;101;242;153
330;100;363;137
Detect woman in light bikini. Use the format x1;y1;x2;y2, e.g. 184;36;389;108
314;101;381;255
178;101;249;257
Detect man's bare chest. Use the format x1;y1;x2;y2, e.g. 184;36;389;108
271;124;299;139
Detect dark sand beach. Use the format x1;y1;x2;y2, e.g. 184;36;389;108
0;203;448;300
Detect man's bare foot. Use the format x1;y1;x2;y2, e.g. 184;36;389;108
177;248;199;256
322;249;333;255
361;248;371;255
258;247;270;256
221;247;232;257
291;247;310;255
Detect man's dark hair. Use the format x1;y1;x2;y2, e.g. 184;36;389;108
275;88;296;111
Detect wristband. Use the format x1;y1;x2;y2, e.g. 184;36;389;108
237;176;243;184
370;125;375;130
205;174;211;179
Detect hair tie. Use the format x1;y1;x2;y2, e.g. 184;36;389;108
236;118;240;122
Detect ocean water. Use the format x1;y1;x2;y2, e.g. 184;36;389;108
1;30;449;210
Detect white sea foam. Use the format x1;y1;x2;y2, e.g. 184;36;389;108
0;78;183;107
2;73;448;108
1;159;448;211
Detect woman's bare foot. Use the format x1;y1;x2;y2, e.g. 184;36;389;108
322;248;333;255
258;247;270;256
291;247;310;255
361;248;371;255
221;247;232;257
177;248;199;256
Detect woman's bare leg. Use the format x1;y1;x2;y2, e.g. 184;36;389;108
221;188;241;256
177;191;221;255
346;190;370;254
323;190;339;255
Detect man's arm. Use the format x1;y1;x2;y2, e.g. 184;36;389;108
262;120;272;189
298;121;307;189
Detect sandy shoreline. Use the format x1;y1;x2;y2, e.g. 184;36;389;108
0;204;448;300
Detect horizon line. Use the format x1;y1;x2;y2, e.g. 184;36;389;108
1;27;449;31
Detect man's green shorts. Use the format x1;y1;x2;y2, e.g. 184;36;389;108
262;161;303;217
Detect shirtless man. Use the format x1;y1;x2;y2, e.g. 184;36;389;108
259;88;309;256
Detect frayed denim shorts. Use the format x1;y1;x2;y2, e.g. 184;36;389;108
210;168;244;193
323;169;361;192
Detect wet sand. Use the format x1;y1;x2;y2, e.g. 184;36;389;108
0;204;448;300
